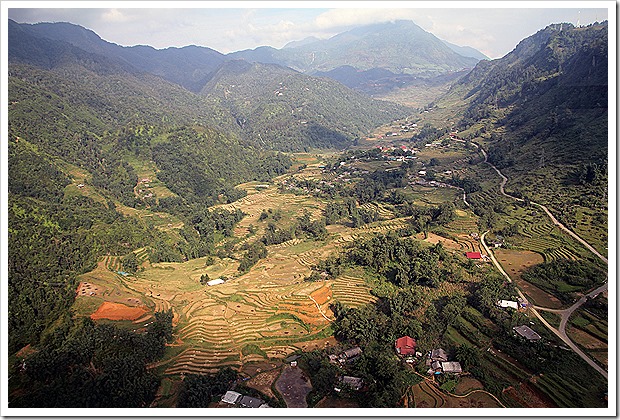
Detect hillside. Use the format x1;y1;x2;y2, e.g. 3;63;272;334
438;22;608;234
10;19;226;92
200;60;409;151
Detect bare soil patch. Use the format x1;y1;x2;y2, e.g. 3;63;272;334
567;326;607;350
495;249;562;309
91;301;148;321
423;232;461;251
503;381;557;408
275;365;313;408
246;367;282;399
454;377;484;395
310;283;332;305
76;281;103;297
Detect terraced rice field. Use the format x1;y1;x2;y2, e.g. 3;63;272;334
330;274;376;308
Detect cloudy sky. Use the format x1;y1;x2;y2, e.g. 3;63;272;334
6;2;609;59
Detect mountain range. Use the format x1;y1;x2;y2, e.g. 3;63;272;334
9;19;486;95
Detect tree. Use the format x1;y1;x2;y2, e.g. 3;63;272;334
121;252;139;273
200;273;210;285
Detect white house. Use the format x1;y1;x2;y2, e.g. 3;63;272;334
207;279;225;286
497;300;519;309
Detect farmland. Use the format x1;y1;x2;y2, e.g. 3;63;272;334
69;136;607;408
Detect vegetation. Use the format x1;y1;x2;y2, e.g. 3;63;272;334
10;311;173;407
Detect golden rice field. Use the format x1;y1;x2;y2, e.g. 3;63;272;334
73;181;398;377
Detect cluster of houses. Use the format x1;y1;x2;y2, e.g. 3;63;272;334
394;336;463;375
137;178;154;200
220;391;269;408
426;348;463;375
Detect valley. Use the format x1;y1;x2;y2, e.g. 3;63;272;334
6;13;609;411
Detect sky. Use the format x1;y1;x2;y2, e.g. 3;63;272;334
5;2;611;59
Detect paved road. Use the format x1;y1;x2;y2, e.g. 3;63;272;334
473;144;608;379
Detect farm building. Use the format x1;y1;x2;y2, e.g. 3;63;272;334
206;278;225;286
429;348;449;362
335;376;364;391
497;300;519;309
221;391;241;404
513;325;541;341
441;361;463;374
395;336;416;356
339;346;362;363
466;252;482;259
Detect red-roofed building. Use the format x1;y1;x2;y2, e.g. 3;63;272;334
395;336;416;356
466;252;482;259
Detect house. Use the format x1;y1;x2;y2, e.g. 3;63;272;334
238;395;265;408
466;252;482;259
497;300;519;310
395;336;416;356
221;391;241;404
429;348;449;362
206;279;225;286
513;325;541;341
441;361;463;374
339;346;362;363
335;376;364;392
431;361;442;372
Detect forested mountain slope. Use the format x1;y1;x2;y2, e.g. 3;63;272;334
200;60;409;151
10;19;226;92
441;22;607;227
7;26;291;363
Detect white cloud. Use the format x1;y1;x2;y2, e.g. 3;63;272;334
101;8;129;23
7;5;609;58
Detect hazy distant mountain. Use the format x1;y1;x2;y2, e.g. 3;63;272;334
442;39;489;60
231;20;481;76
9;19;226;92
283;36;322;49
10;18;485;96
201;60;409;151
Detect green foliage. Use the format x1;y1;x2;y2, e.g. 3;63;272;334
521;260;607;304
238;241;268;272
299;351;342;406
345;232;459;288
201;61;409;151
177;368;238;408
260;222;293;246
121;252;139;274
11;317;165;407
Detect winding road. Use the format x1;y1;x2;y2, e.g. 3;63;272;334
472;142;608;379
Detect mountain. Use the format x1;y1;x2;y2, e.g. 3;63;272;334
200;60;409;151
9;19;226;92
283;36;322;49
442;21;608;222
228;20;484;95
231;20;481;77
10;18;485;97
442;39;489;60
10;19;407;151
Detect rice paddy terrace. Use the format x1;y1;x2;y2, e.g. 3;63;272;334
72;144;604;383
73;173;410;377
